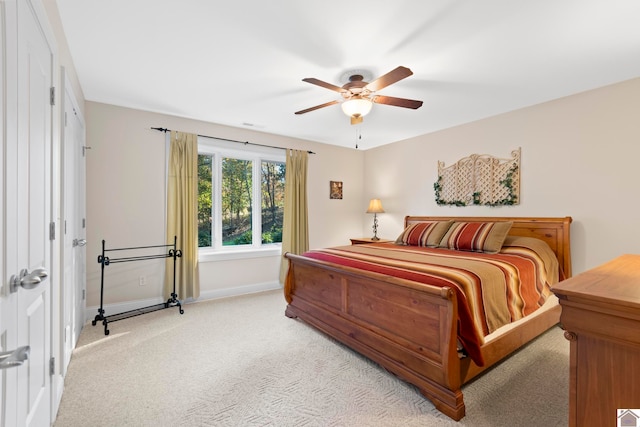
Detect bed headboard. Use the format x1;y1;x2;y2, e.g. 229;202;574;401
404;216;573;279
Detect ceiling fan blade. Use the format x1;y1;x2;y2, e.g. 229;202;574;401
365;66;413;92
302;78;347;93
372;95;423;109
294;100;340;115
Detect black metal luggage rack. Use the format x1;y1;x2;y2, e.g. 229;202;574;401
92;235;184;335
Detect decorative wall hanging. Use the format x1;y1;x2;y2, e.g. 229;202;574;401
434;148;520;206
330;181;343;199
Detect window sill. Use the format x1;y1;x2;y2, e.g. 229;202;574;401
198;245;282;263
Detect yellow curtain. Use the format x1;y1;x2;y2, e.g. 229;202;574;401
279;149;309;284
165;131;200;300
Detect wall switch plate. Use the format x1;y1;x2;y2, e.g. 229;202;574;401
139;276;145;286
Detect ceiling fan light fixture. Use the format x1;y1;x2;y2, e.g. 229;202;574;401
341;97;373;119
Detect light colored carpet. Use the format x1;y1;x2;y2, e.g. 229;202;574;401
54;290;569;426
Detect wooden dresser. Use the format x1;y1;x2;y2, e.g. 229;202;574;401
552;254;640;427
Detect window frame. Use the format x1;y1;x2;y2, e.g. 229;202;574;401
197;136;285;262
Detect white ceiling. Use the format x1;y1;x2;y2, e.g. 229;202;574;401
55;0;640;150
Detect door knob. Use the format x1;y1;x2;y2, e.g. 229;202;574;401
73;238;87;247
30;268;48;281
0;346;30;370
9;268;48;293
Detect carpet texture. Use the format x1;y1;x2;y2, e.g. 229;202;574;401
54;290;569;426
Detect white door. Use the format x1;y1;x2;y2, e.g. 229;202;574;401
14;0;53;425
61;71;86;375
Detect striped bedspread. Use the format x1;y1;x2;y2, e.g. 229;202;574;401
297;236;559;365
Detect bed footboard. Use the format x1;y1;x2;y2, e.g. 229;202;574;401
284;253;467;420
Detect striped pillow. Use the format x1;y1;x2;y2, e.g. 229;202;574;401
439;221;513;253
395;221;453;247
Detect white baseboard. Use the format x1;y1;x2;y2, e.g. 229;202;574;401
85;281;282;323
196;281;282;302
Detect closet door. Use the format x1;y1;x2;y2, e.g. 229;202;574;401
1;1;54;425
61;70;86;376
16;0;54;425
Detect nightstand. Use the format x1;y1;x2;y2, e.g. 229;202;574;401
350;237;393;245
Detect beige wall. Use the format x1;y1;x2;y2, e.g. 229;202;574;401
85;102;365;308
364;77;640;275
84;78;640;310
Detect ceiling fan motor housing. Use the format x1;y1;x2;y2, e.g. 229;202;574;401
342;75;370;99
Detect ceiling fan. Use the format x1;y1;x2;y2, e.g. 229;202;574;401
295;66;423;125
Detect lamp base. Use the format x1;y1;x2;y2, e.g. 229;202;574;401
371;213;380;241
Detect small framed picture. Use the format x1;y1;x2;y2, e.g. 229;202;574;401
330;181;343;199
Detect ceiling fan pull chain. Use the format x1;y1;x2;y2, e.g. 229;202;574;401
355;127;363;149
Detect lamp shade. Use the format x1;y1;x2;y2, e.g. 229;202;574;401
366;198;385;214
341;97;373;118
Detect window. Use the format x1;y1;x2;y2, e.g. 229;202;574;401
260;160;286;243
197;137;285;254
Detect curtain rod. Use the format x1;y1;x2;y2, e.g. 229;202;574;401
151;127;315;154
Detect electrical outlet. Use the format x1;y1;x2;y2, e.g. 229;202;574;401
139;276;146;286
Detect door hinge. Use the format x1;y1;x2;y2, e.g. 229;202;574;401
49;357;55;376
49;222;55;240
50;87;55;106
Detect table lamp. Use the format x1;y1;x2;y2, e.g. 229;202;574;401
366;199;385;240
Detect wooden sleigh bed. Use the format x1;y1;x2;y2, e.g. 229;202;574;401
284;216;572;420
